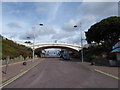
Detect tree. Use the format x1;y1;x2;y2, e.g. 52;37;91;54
25;41;32;44
85;16;120;50
35;48;42;57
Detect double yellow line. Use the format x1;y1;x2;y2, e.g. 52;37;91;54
0;59;45;89
0;70;28;88
95;69;120;80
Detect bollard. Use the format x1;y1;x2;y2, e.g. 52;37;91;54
23;62;27;65
4;56;10;74
91;61;95;65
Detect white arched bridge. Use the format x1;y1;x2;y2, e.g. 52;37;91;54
18;41;82;51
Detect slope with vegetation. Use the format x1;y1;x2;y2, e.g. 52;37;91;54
0;35;32;60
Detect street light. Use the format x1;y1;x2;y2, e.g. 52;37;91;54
74;24;84;62
28;24;43;62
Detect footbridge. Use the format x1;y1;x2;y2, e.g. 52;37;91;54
18;41;81;51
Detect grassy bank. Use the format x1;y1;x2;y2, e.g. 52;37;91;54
0;35;32;60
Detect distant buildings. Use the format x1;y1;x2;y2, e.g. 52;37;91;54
83;43;99;48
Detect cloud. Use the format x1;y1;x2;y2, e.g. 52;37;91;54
62;2;117;33
19;25;56;40
60;32;87;45
65;36;80;44
3;2;118;44
62;15;96;32
9;9;22;15
62;19;80;32
51;31;74;40
77;2;118;20
51;26;88;44
46;2;62;24
7;22;22;29
36;7;47;13
35;3;48;13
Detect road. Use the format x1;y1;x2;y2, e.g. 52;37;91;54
4;57;118;88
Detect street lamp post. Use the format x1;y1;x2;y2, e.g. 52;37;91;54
28;24;43;62
32;35;35;62
74;24;84;62
80;26;84;63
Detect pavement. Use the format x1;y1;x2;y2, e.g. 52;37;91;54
2;58;44;83
76;61;119;78
1;57;119;88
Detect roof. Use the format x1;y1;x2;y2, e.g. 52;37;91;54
112;41;120;49
112;41;120;53
111;48;120;53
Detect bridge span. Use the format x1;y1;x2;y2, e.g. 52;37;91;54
18;41;81;51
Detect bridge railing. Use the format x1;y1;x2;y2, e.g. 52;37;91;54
34;41;81;46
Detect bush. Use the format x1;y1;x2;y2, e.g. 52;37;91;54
83;45;116;62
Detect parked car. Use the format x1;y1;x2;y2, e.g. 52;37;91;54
63;54;70;60
59;49;71;60
60;53;64;58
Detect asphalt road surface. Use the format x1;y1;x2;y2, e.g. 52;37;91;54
4;57;118;88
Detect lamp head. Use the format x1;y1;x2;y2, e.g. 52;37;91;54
74;25;77;27
39;24;43;26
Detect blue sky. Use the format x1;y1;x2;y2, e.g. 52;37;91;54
1;1;118;44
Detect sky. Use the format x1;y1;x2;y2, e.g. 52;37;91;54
1;1;118;45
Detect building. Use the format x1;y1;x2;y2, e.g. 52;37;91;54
111;41;120;66
111;41;120;61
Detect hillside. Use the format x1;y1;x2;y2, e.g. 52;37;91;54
0;35;32;60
